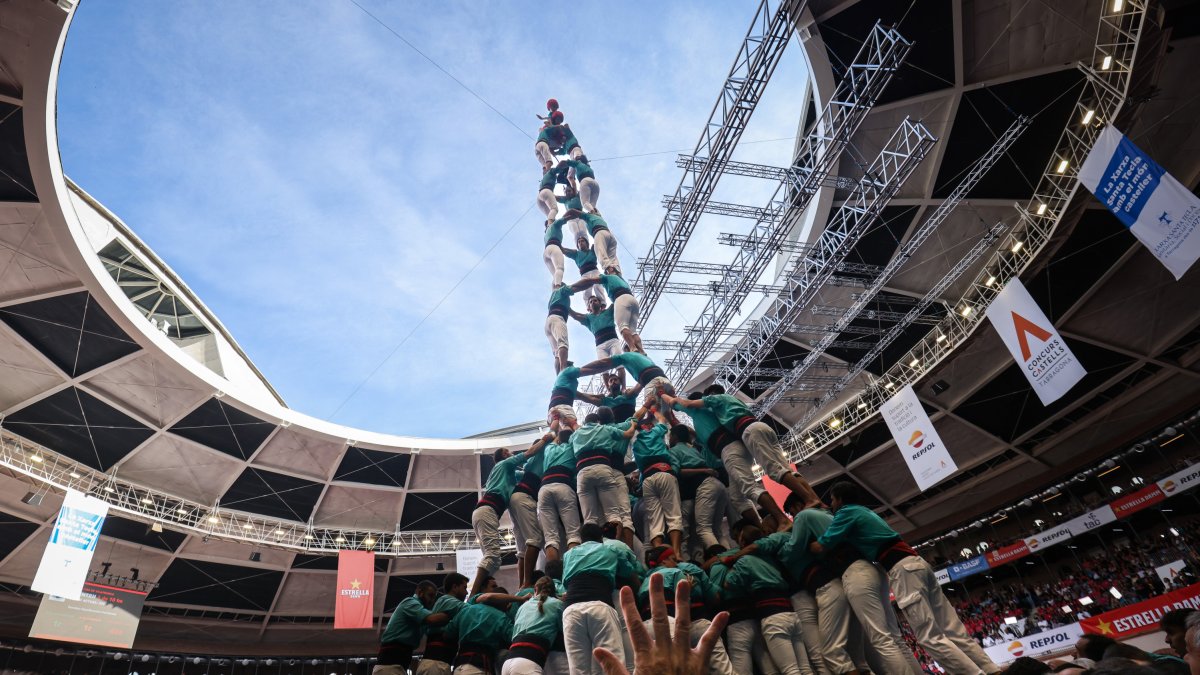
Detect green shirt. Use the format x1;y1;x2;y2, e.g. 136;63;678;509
575;307;615;337
522;446;546;480
543;441;576;475
553;366;581;392
726;552;788;595
564;247;598;272
381;595;431;646
598;274;632;301
637;567;700;608
783;508;834;573
676;405;722;449
631;423;672;475
545;217;568;247
557;193;582;211
540;164;566;191
563;539;640;587
446;599;513;649
548;286;574;316
566;158;595;180
511;596;564;642
581;213;608;236
702;394;753;429
425;594;465;636
704;549;740;602
668;442;707;471
816;504;900;561
536;124;578;152
483;453;528;501
610;352;656;380
570;421;631;460
754;531;802;579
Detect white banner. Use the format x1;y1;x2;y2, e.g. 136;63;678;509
880;384;957;491
31;489;108;601
935;568;951;586
455;549;483;579
983;622;1084;664
985;278;1087;405
1062;505;1117;538
1079;124;1200;280
1024;521;1074;553
1156;560;1187;587
1158;463;1200;497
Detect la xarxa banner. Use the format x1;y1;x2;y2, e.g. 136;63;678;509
984;623;1084;664
985;278;1086;405
1081;581;1200;639
32;489;109;601
29;581;147;648
879;384;957;491
334;550;374;629
1078;124;1200;280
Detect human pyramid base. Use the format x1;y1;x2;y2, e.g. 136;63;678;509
374;101;1000;675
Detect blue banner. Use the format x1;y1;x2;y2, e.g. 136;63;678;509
947;555;990;581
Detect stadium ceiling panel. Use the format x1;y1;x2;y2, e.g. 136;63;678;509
0;0;1194;653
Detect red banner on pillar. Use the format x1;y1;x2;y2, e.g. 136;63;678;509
335;550;375;629
1110;484;1166;518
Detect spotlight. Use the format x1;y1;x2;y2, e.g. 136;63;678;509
1011;240;1024;253
1101;55;1113;70
149;522;163;533
931;380;950;396
1035;203;1048;215
20;491;43;506
249;552;262;563
1081;109;1095;125
1055;158;1070;173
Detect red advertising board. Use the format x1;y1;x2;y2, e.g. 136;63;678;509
1080;581;1200;639
1110;484;1166;518
334;550;375;629
985;541;1031;567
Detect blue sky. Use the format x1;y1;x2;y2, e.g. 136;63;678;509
57;1;811;438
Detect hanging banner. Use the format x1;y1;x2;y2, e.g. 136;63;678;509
1080;581;1200;639
985;541;1031;567
985;279;1087;405
1063;505;1116;538
935;568;951;586
983;623;1084;664
334;550;375;629
1025;521;1074;553
1078;124;1200;280
879;384;957;491
29;581;146;648
1158;463;1200;497
31;489;108;601
1156;560;1187;587
1110;483;1166;518
948;555;990;581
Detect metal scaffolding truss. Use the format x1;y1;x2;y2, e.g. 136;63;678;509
635;258;875;292
781;0;1150;457
663;24;914;381
809;305;944;324
0;429;508;557
708;116;937;390
675;154;860;190
633;0;806;324
748;115;1030;413
660;196;776;220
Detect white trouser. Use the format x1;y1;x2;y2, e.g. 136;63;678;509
761;612;813;675
547;404;576;427
545;315;568;355
612;294;639;333
693;476;728;550
569;146;584;161
535;141;554;167
567;217;586;240
563;601;624;675
543;245;565;287
471;505;502;575
579;268;603;301
888;556;999;675
841;560;922;675
593;229;620;274
722;440;766;505
545;652;569;675
741;422;793;484
640;616;734;675
453;665;486;675
509;491;544;551
595;336;621;360
578;177;599;213
537;188;559;222
538;482;582;551
577;464;631;528
814;578;860;675
725;618;777;675
501;657;541;675
373;667;406;675
416;660;452;675
641;472;683;541
791;591;828;675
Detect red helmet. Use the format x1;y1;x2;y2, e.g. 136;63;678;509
550;110;564;124
546;98;559;111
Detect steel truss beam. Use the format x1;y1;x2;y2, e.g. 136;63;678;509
660;196;774;220
638;257;880;285
783;0;1150;456
676;154;860;190
664;24;915;381
633;0;807;324
809;305;944;324
0;429;504;556
747;115;1031;413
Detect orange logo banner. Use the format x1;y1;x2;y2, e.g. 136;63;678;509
335;550;375;629
1080;581;1200;639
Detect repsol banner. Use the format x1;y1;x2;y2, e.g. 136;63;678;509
1081;582;1200;639
1158;463;1200;497
1025;523;1073;553
983;623;1084;664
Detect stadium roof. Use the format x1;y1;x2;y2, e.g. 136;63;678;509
0;0;1196;654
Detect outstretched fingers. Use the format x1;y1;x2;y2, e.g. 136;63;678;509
593;647;630;675
648;573;672;650
618;585;652;655
694;610;730;665
672;579;692;664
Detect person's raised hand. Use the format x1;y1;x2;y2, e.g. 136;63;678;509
593;575;728;675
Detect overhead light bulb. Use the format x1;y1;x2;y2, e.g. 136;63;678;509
909;358;920;367
885;381;895;389
985;275;996;287
1055;158;1069;174
304;533;314;540
363;537;376;547
1011;241;1024;253
805;437;816;445
1101;55;1113;70
391;539;402;546
275;529;285;536
857;401;868;409
1036;203;1048;215
936;333;947;343
449;538;459;545
30;455;43;463
207;515;219;524
829;418;842;429
1081;109;1095;125
960;305;972;317
242;523;253;530
422;538;432;545
69;472;81;479
141;497;152;504
104;485;116;493
335;535;346;543
1112;0;1123;11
